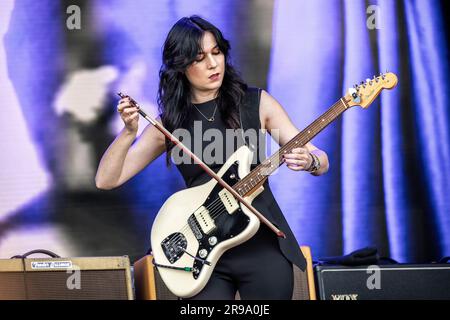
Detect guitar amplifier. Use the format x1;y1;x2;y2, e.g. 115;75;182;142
0;256;134;299
315;264;450;300
133;254;179;300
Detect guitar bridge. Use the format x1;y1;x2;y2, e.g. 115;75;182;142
161;233;187;264
219;189;239;214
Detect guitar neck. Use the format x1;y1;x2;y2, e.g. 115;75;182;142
234;97;349;196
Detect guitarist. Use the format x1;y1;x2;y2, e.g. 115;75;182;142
96;16;329;299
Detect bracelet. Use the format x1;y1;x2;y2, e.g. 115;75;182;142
307;152;321;173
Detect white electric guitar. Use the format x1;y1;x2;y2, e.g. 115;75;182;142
138;72;398;298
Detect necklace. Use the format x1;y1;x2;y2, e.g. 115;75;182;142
192;102;218;122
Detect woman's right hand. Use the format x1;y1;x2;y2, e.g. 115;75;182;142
117;96;139;134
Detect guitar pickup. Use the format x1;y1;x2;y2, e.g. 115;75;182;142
219;189;239;214
193;206;216;235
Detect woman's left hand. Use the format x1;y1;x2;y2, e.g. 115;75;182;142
282;148;313;171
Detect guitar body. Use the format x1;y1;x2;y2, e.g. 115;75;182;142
151;145;263;298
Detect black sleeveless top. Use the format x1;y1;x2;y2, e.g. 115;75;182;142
173;87;306;271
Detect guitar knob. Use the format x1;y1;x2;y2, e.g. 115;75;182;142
208;236;218;246
199;249;208;258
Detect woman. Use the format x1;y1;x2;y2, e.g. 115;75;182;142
95;16;329;300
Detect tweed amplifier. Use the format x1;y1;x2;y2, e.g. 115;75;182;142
0;255;134;299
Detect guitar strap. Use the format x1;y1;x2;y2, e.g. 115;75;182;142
238;87;266;166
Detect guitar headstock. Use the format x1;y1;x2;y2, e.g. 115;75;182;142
345;72;398;109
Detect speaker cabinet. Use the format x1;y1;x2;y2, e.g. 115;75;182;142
133;246;316;300
315;264;450;300
133;254;178;300
0;256;133;300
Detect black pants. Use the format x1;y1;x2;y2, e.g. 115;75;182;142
187;224;294;300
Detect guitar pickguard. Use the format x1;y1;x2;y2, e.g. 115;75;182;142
190;161;250;278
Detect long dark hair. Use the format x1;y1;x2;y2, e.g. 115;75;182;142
158;15;247;165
